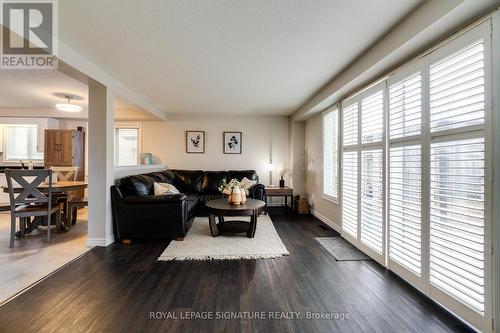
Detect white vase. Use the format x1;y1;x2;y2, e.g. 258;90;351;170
231;186;241;205
240;188;247;203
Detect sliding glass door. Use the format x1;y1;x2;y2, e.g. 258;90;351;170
341;82;386;265
340;20;492;331
426;22;491;329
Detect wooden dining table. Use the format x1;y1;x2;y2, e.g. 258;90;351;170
2;181;88;236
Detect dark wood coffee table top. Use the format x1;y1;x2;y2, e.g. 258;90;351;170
206;198;265;212
206;198;265;238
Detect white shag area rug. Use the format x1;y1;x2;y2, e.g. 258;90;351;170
158;214;289;261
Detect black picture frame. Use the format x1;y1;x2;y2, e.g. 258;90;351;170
223;132;242;154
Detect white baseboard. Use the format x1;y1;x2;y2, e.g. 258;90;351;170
310;209;341;233
86;235;115;247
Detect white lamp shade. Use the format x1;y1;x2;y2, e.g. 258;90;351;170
56;103;82;112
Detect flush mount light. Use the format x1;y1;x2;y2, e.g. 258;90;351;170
54;93;83;112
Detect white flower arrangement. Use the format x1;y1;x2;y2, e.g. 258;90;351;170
218;178;248;195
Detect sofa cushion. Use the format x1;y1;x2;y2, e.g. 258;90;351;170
228;170;258;182
171;170;204;193
159;170;177;184
123;193;187;204
184;194;199;220
120;174;156;196
198;193;225;204
202;171;228;194
154;182;180;196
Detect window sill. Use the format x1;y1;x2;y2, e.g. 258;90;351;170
321;194;339;205
114;164;165;179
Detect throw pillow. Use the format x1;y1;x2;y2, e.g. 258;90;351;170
240;177;257;191
154;182;180;196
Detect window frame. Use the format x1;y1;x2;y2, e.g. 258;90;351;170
340;80;387;266
386;58;427;291
2;124;44;162
114;122;142;167
322;106;339;203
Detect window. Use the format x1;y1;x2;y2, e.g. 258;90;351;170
341;102;359;238
3;124;43;161
322;108;338;199
361;148;383;253
339;21;491;331
341;85;385;262
388;68;423;280
428;37;487;317
341;150;358;237
114;125;140;166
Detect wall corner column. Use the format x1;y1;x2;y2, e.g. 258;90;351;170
87;79;115;246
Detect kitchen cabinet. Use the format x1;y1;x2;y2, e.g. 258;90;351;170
44;130;85;181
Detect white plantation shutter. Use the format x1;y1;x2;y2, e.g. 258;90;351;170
4;124;43;161
388;69;423;279
361;149;383;253
389;145;421;275
389;73;422;138
429;138;485;313
361;91;384;143
430;40;484;132
428;34;487;320
342;103;358;146
342;151;358;237
338;21;491;331
322;109;338;199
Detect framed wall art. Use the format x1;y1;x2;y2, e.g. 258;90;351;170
223;132;242;154
186;131;205;153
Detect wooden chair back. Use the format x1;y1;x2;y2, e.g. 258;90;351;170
50;166;78;181
5;169;53;209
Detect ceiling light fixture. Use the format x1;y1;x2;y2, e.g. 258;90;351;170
55;94;83;112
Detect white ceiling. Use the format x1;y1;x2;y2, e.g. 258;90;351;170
58;0;422;115
0;70;153;120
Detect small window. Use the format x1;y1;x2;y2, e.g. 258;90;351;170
3;124;43;161
322;108;338;200
114;126;139;166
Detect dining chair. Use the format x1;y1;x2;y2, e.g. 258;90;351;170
50;166;79;181
50;166;79;220
5;169;61;248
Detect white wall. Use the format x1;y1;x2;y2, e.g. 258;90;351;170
141;114;290;186
305;113;340;230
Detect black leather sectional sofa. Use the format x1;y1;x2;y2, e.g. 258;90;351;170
111;169;265;241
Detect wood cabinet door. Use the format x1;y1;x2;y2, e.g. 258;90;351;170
58;130;74;165
44;130;60;166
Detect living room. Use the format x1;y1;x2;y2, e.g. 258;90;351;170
1;1;500;333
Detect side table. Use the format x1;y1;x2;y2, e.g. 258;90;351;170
264;186;293;214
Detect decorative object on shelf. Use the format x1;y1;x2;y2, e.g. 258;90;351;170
218;178;250;205
276;162;290;188
240;186;247;203
186;131;205;153
223;131;242;154
231;186;242;205
141;153;153;165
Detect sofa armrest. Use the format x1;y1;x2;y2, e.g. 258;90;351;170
249;183;265;201
123;193;187;205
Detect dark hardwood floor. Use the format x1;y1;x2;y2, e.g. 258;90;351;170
0;208;473;333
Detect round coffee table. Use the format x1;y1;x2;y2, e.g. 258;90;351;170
205;198;265;238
